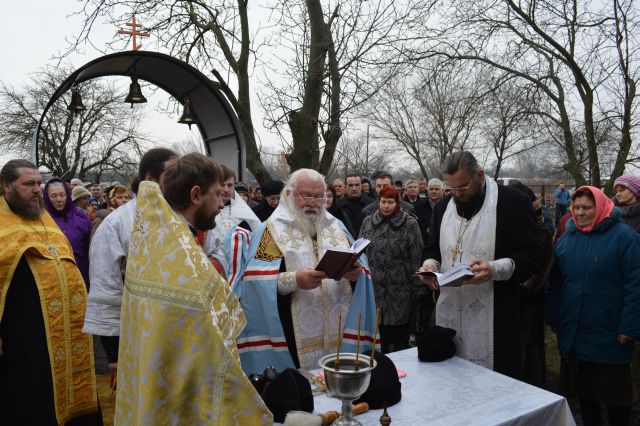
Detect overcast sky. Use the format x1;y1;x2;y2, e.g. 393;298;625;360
0;0;281;169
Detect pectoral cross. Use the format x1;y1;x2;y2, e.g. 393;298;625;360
47;244;60;263
451;245;463;266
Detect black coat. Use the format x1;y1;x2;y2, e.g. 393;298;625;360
424;185;544;379
403;196;433;246
336;195;375;238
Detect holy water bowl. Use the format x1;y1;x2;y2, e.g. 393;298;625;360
318;353;376;426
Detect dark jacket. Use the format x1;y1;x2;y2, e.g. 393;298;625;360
548;209;640;365
403;196;432;246
617;201;640;233
336;195;375;238
360;210;423;325
252;200;277;222
360;199;416;239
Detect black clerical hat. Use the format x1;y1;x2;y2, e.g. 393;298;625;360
354;351;402;409
417;325;457;362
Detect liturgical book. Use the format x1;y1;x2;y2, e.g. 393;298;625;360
415;263;474;287
315;238;370;280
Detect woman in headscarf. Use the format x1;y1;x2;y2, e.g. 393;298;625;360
43;178;92;289
91;183;131;240
359;186;423;353
613;175;640;233
548;186;640;425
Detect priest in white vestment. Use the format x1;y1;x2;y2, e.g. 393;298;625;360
420;151;543;379
232;169;377;375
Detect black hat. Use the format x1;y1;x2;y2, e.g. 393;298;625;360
261;180;284;197
417;325;457;362
354;351;402;409
260;368;314;423
234;182;250;195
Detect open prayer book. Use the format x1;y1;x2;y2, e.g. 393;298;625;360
315;238;370;280
415;263;474;287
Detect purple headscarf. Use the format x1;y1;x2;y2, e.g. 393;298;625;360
43;177;92;289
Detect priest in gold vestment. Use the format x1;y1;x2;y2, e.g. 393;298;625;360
116;153;271;425
0;160;101;425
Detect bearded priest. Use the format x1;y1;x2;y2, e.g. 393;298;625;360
232;168;377;375
115;153;271;424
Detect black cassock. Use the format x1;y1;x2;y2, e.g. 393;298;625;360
0;257;102;425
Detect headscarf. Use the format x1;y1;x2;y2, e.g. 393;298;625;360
613;175;640;198
571;185;614;233
43;178;75;218
378;185;401;216
107;184;130;209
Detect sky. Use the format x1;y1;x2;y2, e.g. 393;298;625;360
0;0;281;169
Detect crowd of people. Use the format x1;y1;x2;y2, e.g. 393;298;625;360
0;149;638;425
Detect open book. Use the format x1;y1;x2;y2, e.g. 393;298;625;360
315;238;370;280
415;263;474;287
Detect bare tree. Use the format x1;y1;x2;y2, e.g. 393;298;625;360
0;67;147;180
363;61;486;180
410;0;640;192
330;132;390;179
259;0;432;174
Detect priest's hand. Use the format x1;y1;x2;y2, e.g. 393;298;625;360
342;261;363;281
296;267;326;290
465;259;492;284
418;264;439;291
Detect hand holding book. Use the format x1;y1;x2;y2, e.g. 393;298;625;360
315;238;370;280
415;263;475;287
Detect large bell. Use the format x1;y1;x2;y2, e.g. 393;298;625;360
124;77;147;107
67;87;86;114
177;97;198;130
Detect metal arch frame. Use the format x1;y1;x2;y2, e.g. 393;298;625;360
31;50;246;180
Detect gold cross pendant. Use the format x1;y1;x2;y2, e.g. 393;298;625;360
451;245;462;265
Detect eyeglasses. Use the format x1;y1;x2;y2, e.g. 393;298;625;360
444;179;473;193
295;189;326;205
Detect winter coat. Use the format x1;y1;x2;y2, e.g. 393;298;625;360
548;209;640;365
44;179;92;289
619;201;640;233
360;209;423;325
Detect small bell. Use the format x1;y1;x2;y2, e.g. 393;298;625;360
67;86;86;115
124;77;147;107
177;97;198;130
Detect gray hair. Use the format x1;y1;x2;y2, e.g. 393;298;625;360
442;151;480;176
405;179;418;187
428;178;444;188
286;168;327;191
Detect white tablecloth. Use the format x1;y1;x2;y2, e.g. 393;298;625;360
309;348;575;426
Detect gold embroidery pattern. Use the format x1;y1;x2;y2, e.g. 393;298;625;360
321;225;341;246
279;224;305;250
71;292;83;308
73;340;88;354
49;298;61;314
255;227;283;261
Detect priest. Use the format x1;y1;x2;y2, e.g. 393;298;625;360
420;151;543;379
0;160;101;425
116;153;271;424
232;168;377;375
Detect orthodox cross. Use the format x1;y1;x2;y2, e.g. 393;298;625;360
117;17;150;51
279;224;305;250
450;245;463;266
321;226;341;246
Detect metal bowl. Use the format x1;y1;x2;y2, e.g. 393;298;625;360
318;353;376;400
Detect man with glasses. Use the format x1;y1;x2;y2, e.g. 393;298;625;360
231;169;377;375
418;151;543;380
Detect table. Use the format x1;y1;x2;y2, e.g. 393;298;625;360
310;348;575;425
